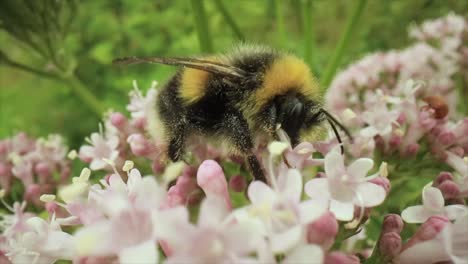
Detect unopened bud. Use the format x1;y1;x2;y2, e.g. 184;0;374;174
229;175;247;192
110;112;127;128
382;214;404;234
438;181;460;199
379;232;402;257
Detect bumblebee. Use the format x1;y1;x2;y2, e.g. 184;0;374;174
114;45;351;182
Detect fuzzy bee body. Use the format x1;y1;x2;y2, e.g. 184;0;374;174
115;45;349;182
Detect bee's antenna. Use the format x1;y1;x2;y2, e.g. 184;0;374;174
320;109;354;154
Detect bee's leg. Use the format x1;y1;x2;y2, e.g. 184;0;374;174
223;112;267;182
167;123;187;162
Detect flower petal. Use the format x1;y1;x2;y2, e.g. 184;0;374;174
401;206;433;224
270;225;303;253
280;169;303;202
324;151;345;180
198;196;228;228
247;181;277;204
444;205;467;221
330;200;354;221
119;240;158;264
298;199;328;224
283;244;324;264
347;158;374;180
423;186;445;212
399;237;449;264
304;178;330;200
354;182;386;207
224;220;262;255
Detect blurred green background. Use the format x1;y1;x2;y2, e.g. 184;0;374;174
1;0;467;148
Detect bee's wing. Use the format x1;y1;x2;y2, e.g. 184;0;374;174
113;56;247;79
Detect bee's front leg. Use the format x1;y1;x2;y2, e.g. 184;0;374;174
223;112;267;183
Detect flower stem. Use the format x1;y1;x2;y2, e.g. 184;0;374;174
1;52;104;117
320;0;367;91
63;77;105;117
273;0;286;47
213;0;244;41
301;0;317;71
190;0;214;53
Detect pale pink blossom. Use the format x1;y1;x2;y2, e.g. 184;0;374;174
196;160;231;209
79;132;119;171
305;151;386;221
400;213;468;264
402;185;466;223
235;168;328;254
163;196;262;264
5;217;75;263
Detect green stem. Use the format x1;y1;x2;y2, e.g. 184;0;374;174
2;55;62;81
320;0;367;91
190;0;214;53
456;73;467;115
273;0;286;47
1;54;104;117
64;76;105;117
213;0;244;41
301;0;316;71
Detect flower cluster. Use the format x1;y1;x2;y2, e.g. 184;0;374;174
0;133;71;206
1;139;392;263
1;13;468;264
326;14;467;201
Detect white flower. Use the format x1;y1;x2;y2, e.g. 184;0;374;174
400;211;468;264
401;185;466;223
235;168;328;254
79;132;119;171
305;151;386;221
6;217;75;264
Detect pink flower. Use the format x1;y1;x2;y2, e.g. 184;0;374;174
5;217;75;263
79;132;119;171
305;151;386;221
284;142;323;170
306;212;338;250
401;186;466;223
235;168;328;253
163;197;262;264
196;160;231;209
399;213;468;264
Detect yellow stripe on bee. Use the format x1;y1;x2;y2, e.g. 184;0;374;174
180;68;211;104
255;55;320;109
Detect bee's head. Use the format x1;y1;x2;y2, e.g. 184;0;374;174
273;92;352;153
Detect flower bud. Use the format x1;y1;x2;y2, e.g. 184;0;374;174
229;175;247;192
379;232;402;257
434;171;453;186
197;160;231;209
24;184;41;205
438;180;460;199
127;134;153;157
405;143;420;156
110;112;127;128
382;214;404;234
307;212;338;250
370;177;391;194
45;202;58;214
402;215;449;251
324;252;360;264
151;159;165;174
437;131;456;145
0;163;11;176
35;162;51;178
